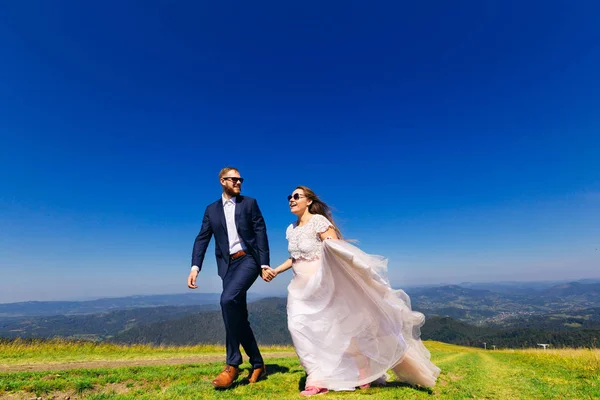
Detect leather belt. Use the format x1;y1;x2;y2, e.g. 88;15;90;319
230;250;247;260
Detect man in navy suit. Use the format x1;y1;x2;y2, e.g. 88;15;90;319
187;167;270;388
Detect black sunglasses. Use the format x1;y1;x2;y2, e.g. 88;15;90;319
222;177;244;184
287;193;306;201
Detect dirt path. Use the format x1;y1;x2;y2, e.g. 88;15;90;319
475;352;525;399
0;352;297;373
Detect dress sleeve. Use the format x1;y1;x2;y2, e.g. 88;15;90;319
313;214;334;234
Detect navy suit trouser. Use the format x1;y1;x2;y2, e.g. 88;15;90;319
221;254;263;368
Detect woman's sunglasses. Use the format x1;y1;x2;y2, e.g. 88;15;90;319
287;193;306;201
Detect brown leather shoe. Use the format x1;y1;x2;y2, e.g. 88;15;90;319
248;364;267;383
212;365;240;389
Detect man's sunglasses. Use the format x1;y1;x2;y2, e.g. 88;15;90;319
222;177;244;184
287;193;306;201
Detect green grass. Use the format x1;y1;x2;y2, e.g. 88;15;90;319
0;341;598;399
0;338;290;364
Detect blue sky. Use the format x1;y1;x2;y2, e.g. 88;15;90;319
1;1;599;303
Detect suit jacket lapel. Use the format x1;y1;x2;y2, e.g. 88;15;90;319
216;200;227;233
234;195;242;230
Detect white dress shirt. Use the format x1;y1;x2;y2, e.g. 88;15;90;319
222;195;246;254
191;194;269;273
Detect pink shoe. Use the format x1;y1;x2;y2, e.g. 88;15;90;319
359;383;371;389
300;386;329;396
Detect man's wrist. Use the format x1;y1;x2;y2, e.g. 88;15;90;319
261;265;270;270
191;265;200;273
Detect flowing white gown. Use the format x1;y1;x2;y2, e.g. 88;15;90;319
285;214;440;390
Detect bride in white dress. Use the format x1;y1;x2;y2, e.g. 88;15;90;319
262;186;440;396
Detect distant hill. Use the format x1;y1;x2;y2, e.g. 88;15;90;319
542;282;600;297
2;281;600;349
421;316;600;348
111;297;291;345
0;293;263;318
488;307;600;330
456;278;600;293
409;284;493;299
408;282;600;324
108;297;600;349
0;304;219;340
3;280;598;322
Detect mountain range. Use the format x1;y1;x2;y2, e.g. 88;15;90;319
1;280;599;348
0;292;263;317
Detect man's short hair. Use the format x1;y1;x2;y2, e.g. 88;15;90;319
219;167;240;179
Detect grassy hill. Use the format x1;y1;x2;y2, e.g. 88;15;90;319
0;340;598;399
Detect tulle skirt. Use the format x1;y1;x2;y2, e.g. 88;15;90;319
286;240;440;390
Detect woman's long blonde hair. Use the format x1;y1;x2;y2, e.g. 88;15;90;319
296;186;343;239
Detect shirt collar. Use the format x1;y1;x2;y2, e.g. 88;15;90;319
222;194;236;206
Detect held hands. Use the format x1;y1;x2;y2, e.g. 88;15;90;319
187;270;199;289
261;267;278;282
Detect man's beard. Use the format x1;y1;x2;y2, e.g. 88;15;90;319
224;186;240;197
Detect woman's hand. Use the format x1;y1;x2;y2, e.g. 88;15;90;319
261;267;278;282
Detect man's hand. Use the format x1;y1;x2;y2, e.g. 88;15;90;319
187;270;199;289
261;267;277;282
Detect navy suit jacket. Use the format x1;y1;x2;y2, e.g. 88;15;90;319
192;195;270;279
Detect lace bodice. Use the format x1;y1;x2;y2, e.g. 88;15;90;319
286;214;334;261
